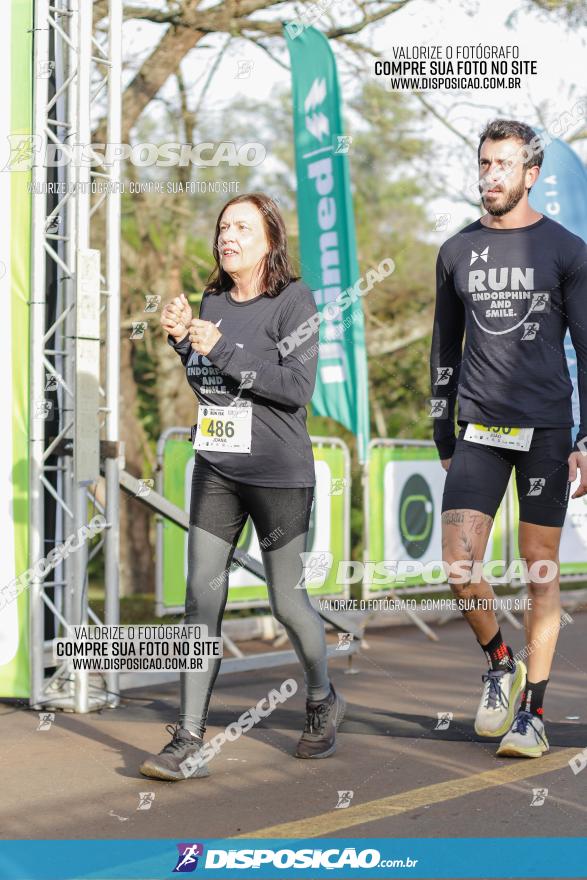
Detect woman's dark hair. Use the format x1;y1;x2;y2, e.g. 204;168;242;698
205;192;299;297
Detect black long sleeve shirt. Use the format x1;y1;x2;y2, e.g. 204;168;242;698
430;216;587;459
168;279;319;487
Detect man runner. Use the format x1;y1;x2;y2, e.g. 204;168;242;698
430;119;587;757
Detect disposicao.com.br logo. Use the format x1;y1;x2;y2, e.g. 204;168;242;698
193;846;418;870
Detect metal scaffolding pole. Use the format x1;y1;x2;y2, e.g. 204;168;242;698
29;0;122;712
29;0;51;708
103;0;123;707
63;0;78;648
70;0;93;715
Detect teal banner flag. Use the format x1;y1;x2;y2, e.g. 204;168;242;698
284;25;370;462
529;135;587;435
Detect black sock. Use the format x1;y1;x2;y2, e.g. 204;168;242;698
520;679;548;718
480;628;515;672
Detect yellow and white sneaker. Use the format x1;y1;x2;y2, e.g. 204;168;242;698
496;709;549;758
474;660;526;738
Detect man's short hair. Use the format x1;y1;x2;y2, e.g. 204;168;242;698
478;118;544;170
478;119;543;195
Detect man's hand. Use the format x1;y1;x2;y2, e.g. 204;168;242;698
568;450;587;498
189;318;222;357
161;293;193;341
441;458;452;472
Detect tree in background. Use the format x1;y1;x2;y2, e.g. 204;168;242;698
89;0;585;592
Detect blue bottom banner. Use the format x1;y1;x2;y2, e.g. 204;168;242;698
0;838;586;879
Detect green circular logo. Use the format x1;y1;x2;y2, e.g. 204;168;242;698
399;474;434;558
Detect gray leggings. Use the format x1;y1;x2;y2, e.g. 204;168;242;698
179;456;330;736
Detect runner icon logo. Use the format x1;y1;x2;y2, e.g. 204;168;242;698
329;477;346;496
137;792;155;811
335;790;354;809
527;477;546;497
435;366;454;385
530;788;548;807
435;712;453;731
334;135;352;154
173;843;204;873
296;551;333;588
530;292;550;313
428;397;448;419
144;294;161;313
336;632;353;651
522;322;540;340
36;712;55;731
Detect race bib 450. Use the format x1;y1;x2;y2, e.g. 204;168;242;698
464;423;534;451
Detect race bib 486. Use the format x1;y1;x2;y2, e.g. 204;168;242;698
193;403;252;453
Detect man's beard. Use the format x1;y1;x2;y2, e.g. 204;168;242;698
480;177;527;217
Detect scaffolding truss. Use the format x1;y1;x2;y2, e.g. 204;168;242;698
29;0;122;711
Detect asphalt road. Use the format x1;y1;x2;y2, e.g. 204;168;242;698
1;613;586;877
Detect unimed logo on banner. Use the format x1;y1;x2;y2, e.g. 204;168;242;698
173;843;204;873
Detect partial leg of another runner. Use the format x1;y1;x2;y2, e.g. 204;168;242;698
497;429;571;757
441;432;526;740
494;522;559;757
442;515;526;740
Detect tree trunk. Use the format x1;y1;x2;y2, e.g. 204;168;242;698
93;25;204;144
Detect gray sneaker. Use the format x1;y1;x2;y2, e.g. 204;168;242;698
295;684;346;759
497;709;549;758
474;660;526;738
139;723;210;781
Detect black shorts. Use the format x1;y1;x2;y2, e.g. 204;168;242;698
442;423;573;527
189;454;314;546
